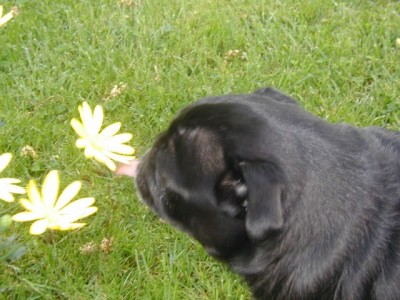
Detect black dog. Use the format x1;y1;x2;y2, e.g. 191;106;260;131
117;88;400;299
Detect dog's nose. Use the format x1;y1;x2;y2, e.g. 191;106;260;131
115;159;140;178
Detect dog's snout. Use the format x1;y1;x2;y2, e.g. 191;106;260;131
115;159;140;178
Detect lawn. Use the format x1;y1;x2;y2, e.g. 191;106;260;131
0;0;399;299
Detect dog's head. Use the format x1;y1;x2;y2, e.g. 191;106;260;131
122;88;294;260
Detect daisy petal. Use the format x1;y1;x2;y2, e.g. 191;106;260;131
92;150;117;171
70;206;98;223
105;151;136;164
107;133;133;145
70;118;87;138
0;190;14;202
99;122;121;139
62;206;98;223
0;11;13;27
91;149;110;163
30;219;49;235
42;170;59;209
12;211;42;222
92;105;104;134
27;180;44;211
59;197;95;215
105;159;117;171
55;181;82;210
19;198;42;213
84;145;96;158
76;138;89;148
105;143;135;155
57;222;86;230
0;178;21;184
79;206;98;219
79;102;94;134
7;185;26;194
0;153;12;173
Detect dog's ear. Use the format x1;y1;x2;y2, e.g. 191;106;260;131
254;87;298;105
237;160;285;241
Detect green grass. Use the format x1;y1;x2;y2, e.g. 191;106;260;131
0;0;399;298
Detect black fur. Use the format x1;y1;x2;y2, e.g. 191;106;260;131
135;88;400;299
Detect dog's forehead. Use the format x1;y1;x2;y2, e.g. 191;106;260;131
182;127;225;174
144;132;218;206
153;125;225;192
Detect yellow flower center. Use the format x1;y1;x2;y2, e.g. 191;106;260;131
89;135;105;152
44;208;61;226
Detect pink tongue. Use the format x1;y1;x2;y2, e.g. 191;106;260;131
115;159;139;178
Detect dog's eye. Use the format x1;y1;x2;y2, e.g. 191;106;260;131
216;172;248;219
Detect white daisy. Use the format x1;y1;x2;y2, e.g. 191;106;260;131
0;153;25;202
70;101;135;171
12;170;97;235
